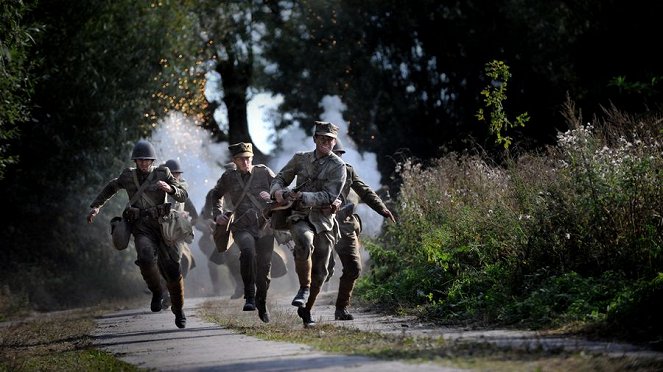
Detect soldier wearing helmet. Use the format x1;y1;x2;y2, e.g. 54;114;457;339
87;140;190;329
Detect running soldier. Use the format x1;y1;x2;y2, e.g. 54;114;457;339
87;140;189;328
270;122;346;327
331;140;395;320
208;142;276;323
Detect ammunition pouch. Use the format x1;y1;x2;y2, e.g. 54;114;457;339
110;216;132;251
270;209;292;230
140;202;172;219
123;207;141;222
353;213;362;234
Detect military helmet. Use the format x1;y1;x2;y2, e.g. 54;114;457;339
165;159;182;173
131;140;157;160
333;139;346;154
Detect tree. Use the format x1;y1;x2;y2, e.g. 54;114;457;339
193;0;278;162
0;0;204;310
0;0;41;180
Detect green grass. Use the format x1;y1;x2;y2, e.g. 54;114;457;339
0;305;142;372
199;298;663;372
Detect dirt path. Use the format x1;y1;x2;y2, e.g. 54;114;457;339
92;291;663;371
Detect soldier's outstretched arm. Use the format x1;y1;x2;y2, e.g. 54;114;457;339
87;207;100;223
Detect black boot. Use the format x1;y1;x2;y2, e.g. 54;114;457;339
167;276;186;329
150;292;163;312
160;285;172;310
173;309;187;329
243;297;256;311
257;299;270;323
297;307;315;328
139;264;164;312
335;307;354;320
291;287;310;307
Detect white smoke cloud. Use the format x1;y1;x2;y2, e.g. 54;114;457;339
147;95;387;238
149;111;229;210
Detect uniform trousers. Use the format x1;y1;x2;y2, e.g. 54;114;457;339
233;230;274;300
290;220;335;309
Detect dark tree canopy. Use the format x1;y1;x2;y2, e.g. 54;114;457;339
0;0;661;310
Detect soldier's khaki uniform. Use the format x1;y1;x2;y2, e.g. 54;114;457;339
89;165;188;322
167;178;197;278
209;163;276;312
199;187;243;297
270;150;346;313
334;163;389;314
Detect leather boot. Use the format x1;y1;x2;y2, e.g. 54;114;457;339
243;297;256;311
297;307;315;328
160;281;171;310
335;279;355;318
139;264;163;312
294;258;312;288
335;307;354;320
292;259;312;307
291;287;309;307
305;285;321;311
167;276;186;329
256;298;270;323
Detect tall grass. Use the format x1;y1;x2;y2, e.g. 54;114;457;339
358;105;663;345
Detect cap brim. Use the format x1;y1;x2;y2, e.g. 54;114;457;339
233;152;253;158
316;133;337;138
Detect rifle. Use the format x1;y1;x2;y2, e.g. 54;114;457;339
262;179;310;219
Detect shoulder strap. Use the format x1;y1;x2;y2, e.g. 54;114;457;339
130;170;157;207
231;170;255;210
244;168;267;210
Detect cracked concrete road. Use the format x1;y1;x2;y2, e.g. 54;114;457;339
92;296;462;371
93;291;663;371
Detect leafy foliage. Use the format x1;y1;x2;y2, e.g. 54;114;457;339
0;0;203;311
476;60;530;149
359;107;663;345
0;1;41;180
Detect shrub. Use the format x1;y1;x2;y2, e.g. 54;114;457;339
359;106;663;342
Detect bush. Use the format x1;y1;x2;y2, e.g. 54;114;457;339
359;106;663;342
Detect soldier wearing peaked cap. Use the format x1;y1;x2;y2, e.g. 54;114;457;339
199;162;245;298
270;121;347;328
207;142;277;323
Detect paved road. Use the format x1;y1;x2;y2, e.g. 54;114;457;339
93;292;663;371
92;296;462;371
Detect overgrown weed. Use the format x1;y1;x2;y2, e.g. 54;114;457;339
358;103;663;346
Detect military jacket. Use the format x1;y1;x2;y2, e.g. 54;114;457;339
270;150;346;233
167;179;198;221
209;164;275;237
340;164;387;214
90;165;187;210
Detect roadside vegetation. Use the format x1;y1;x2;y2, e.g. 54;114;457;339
357;102;663;348
0;307;139;372
200;298;663;371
